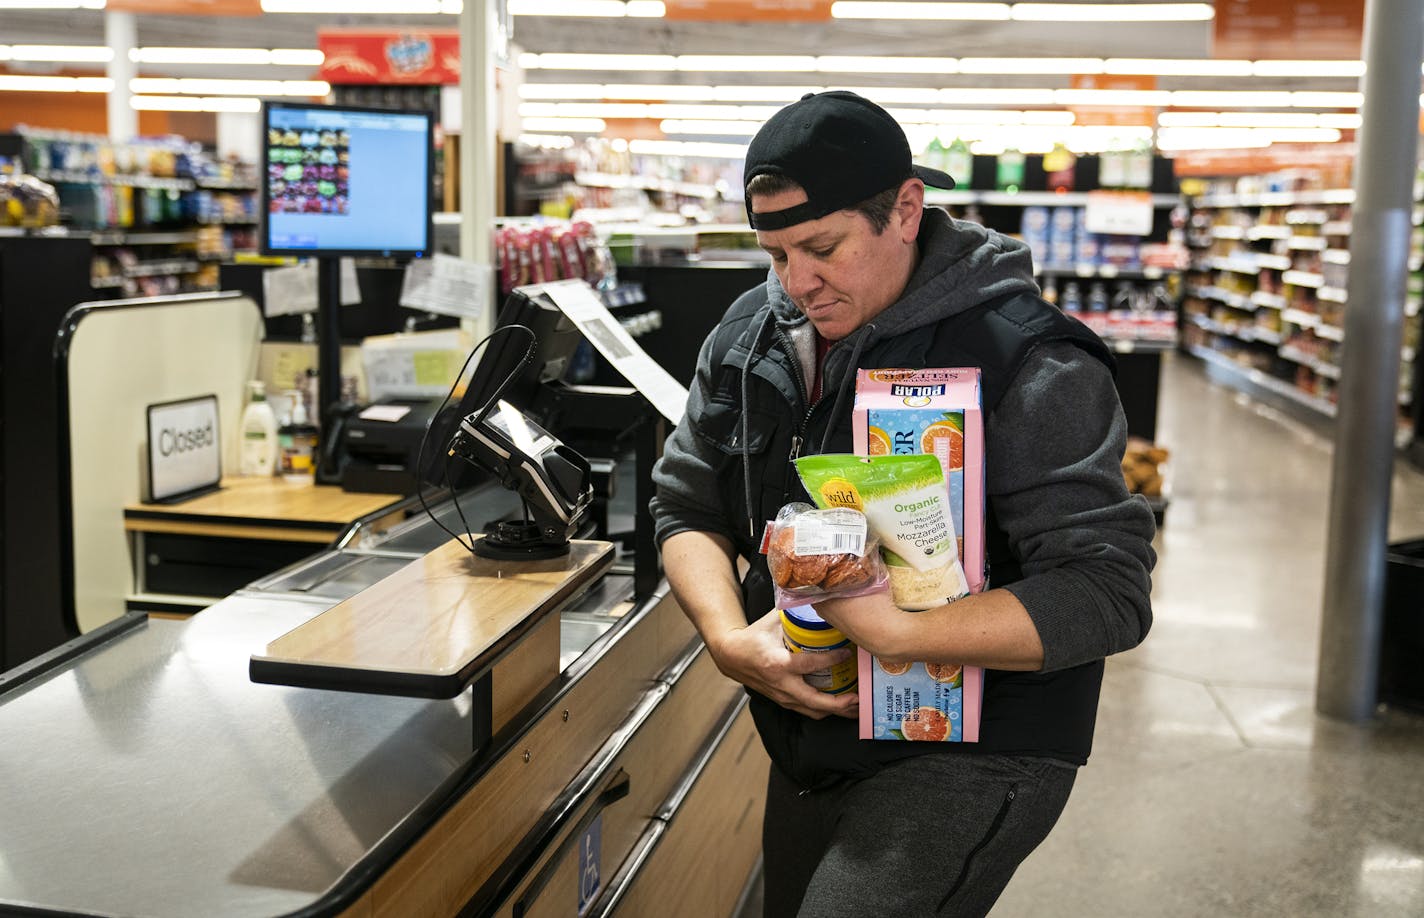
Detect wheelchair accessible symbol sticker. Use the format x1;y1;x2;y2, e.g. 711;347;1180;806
577;813;602;914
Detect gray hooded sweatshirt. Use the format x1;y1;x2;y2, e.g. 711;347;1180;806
651;208;1155;776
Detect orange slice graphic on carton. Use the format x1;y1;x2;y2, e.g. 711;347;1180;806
920;422;964;471
925;662;963;686
877;658;912;675
900;706;950;742
866;426;892;456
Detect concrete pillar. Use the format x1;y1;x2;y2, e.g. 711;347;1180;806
104;11;137;142
460;0;499;340
1316;0;1424;722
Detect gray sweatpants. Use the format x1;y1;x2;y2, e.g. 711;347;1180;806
763;753;1078;917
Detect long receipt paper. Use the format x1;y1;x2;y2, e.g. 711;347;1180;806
542;280;687;425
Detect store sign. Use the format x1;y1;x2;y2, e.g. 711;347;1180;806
146;395;221;503
318;30;461;85
1173;143;1358;179
107;0;260;14
1214;0;1364;60
664;0;833;21
1083;190;1154;237
1068;74;1158;128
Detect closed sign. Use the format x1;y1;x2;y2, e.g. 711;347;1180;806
147;395;221;502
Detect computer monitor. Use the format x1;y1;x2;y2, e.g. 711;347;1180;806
260;101;434;258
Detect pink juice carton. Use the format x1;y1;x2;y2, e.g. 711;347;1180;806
852;368;986;742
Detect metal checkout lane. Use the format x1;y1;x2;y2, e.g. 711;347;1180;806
0;477;766;918
0;281;768;917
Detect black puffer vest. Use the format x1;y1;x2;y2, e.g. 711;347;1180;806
693;287;1115;789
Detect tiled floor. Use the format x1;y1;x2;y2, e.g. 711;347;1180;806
739;352;1424;917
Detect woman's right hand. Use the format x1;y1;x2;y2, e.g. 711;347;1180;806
706;609;859;720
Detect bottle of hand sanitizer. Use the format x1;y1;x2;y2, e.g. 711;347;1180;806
239;381;279;477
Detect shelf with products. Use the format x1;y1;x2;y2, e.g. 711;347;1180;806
6;128;259;294
1186;177;1421;432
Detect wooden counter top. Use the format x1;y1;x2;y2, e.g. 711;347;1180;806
124;476;406;543
250;537;615;699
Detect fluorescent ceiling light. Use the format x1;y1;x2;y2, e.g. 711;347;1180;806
0;0;104;7
1157;128;1268;151
959;58;1104;75
520;101;654;119
1156;126;1341;150
1054;88;1172;105
1256;60;1365;77
1011;3;1213;21
628;139;748;158
0;74;112;91
520;102;777;120
518;55;1374;80
1291;91;1363;108
1161;111;1338;128
522;53;678;70
1106;58;1252;77
7;44;113;62
843;87;945;104
676;55;816;72
520;117;607;133
131;47;324;66
130;77;329;96
517;83;1364;114
1169;90;1294;107
832;2;1010;19
518;134;578;149
660;119;761;136
710;85;827;102
1319;113;1363;129
817;56;958;74
939;88;1058;105
508;0;638;14
261;0;446;11
131;95;262;113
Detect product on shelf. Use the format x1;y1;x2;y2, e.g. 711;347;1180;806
995;147;1026;193
495;220;614;294
1044;142;1077;193
0;175;59;227
1121;438;1168;498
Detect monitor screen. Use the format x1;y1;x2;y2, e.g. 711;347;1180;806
261;101;433;258
420;283;583;489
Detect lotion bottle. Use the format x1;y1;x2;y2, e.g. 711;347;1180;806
239;381;279;477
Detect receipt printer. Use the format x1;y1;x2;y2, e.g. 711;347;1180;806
337;397;444;494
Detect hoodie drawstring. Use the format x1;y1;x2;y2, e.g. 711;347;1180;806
741;310;776;540
817;323;874;455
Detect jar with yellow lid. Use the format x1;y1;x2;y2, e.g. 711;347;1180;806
780;605;857;694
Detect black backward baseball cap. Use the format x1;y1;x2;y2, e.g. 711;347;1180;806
743;90;956;231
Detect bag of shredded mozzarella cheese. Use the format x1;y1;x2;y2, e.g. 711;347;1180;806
794;454;970;611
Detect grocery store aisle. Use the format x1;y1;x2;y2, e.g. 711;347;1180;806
994;352;1424;918
735;352;1424;918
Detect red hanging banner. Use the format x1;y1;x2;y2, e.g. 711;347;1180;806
318;30;461;85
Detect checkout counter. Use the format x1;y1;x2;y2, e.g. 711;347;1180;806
0;483;767;918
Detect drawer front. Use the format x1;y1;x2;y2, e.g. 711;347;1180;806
506;649;740;918
143;532;317;597
605;705;768;918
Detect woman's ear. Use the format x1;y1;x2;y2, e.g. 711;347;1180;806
896;179;926;244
